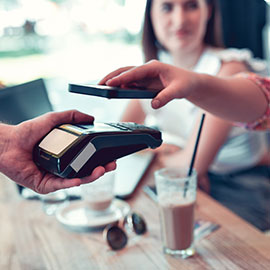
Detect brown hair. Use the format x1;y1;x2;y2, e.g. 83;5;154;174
142;0;224;62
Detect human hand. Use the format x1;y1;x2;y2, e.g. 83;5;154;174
99;60;198;109
0;110;116;194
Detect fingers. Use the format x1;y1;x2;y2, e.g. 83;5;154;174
105;61;160;87
104;161;117;172
79;166;106;185
36;174;81;194
40;165;112;193
51;178;82;191
99;61;161;86
25;110;95;144
48;110;94;128
99;66;135;85
76;162;116;185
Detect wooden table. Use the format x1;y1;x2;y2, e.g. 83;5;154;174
1;164;270;270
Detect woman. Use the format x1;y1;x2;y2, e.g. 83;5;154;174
110;0;268;190
100;0;270;230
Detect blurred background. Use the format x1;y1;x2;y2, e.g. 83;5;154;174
0;0;148;120
0;0;269;121
0;0;146;83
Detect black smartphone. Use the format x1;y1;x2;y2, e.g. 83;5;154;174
68;83;158;99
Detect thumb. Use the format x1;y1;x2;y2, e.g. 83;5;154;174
47;110;94;129
15;110;95;149
151;84;183;109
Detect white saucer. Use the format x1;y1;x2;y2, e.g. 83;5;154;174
56;199;130;231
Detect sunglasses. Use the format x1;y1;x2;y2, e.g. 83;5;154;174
103;212;147;250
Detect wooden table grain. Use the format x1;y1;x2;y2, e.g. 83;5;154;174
1;166;270;270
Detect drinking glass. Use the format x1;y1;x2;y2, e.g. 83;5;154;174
40;189;68;216
154;167;197;258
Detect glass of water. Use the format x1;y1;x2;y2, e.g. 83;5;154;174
39;189;69;215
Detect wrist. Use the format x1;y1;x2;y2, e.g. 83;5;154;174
188;73;210;102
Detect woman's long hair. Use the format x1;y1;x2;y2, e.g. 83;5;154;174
142;0;224;62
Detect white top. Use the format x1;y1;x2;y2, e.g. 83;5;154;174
141;48;268;174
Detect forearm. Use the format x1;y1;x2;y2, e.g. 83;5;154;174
188;74;268;123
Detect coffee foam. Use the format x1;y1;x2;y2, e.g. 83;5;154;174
85;191;113;211
158;193;195;207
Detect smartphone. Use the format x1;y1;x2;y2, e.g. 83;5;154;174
68;83;158;99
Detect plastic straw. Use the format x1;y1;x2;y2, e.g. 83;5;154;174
184;113;206;197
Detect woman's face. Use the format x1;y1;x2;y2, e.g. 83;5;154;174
150;0;211;53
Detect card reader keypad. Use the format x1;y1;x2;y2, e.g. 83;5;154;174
107;122;154;131
107;123;130;131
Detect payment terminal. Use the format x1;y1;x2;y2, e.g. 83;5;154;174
33;122;162;178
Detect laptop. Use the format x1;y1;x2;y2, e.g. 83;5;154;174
114;151;154;199
0;78;53;125
0;78;152;199
66;152;154;200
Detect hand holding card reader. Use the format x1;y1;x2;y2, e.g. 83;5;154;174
33;122;162;178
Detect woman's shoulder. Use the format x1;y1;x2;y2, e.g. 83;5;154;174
208;47;253;61
196;47;251;75
206;47;267;74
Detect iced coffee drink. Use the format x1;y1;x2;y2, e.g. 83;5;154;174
159;195;195;251
155;167;197;258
